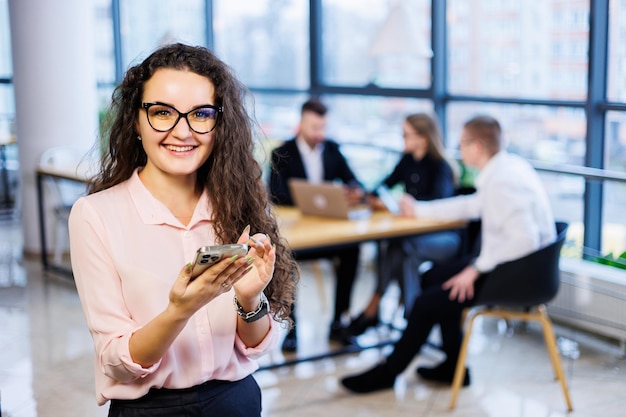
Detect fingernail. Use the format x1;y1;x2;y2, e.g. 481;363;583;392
244;256;255;264
242;224;251;235
186;263;192;273
248;237;260;245
228;255;239;263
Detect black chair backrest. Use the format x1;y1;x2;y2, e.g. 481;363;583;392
473;222;568;307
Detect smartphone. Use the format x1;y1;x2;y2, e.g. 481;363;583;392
376;184;400;215
190;243;248;280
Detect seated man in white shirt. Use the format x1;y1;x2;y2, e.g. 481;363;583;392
340;114;556;393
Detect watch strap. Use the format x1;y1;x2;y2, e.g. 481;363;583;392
234;292;269;323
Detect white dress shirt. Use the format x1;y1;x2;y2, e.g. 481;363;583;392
296;136;324;183
415;151;556;273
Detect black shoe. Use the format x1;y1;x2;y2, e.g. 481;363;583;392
346;312;380;337
329;321;356;346
281;328;297;353
416;361;471;387
341;364;396;394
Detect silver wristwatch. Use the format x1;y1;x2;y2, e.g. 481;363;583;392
233;292;269;323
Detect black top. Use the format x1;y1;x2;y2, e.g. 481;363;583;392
380;153;455;201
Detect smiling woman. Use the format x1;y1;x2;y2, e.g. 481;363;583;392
69;43;298;417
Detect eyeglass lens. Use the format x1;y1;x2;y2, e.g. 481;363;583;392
144;103;219;134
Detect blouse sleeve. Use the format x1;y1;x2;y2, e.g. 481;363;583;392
69;197;160;383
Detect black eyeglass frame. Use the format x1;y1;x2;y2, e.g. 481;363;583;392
141;101;223;134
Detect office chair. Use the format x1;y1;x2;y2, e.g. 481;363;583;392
449;221;573;412
39;146;88;264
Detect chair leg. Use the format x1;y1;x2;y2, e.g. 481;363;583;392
449;310;479;410
537;305;574;412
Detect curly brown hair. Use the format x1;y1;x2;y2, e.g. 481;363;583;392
91;43;298;324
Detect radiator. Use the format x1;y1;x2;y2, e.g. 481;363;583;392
548;258;626;347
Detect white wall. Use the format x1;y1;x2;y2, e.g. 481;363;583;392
9;0;98;253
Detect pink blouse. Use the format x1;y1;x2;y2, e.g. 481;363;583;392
69;170;278;405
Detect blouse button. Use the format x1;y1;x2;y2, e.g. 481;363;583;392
411;173;420;183
183;231;191;238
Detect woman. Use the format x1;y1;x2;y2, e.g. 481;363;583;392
346;113;460;336
69;43;298;416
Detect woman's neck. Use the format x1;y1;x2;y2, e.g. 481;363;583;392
138;168;201;225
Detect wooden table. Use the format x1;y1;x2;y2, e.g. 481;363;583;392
274;206;466;252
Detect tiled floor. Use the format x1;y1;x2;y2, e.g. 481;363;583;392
1;214;625;417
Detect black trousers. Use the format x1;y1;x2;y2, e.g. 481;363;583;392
384;256;486;375
292;244;360;323
108;375;261;417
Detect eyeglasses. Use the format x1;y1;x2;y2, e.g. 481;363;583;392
141;102;222;134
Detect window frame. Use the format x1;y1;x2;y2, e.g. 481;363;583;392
90;0;626;257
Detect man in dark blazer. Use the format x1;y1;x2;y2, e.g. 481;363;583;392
269;98;364;351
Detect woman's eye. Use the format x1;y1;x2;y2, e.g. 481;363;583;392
151;107;175;118
193;107;216;120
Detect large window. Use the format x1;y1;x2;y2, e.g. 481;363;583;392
5;0;626;259
0;84;14;139
119;0;207;69
448;0;589;100
213;0;309;89
607;0;626;102
0;0;14;141
94;0;115;86
0;0;10;80
321;0;432;88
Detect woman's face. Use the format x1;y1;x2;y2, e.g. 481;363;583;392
137;68;217;181
402;120;428;160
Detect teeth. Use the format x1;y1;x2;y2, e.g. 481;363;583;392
165;145;194;152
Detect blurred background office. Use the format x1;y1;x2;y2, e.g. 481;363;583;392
1;1;626;416
2;0;626;262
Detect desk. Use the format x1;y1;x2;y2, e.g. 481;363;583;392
274;206;466;252
36;165;91;277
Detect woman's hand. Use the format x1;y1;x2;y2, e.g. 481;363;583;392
233;226;276;310
168;246;255;319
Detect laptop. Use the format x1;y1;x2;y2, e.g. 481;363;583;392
288;179;371;220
